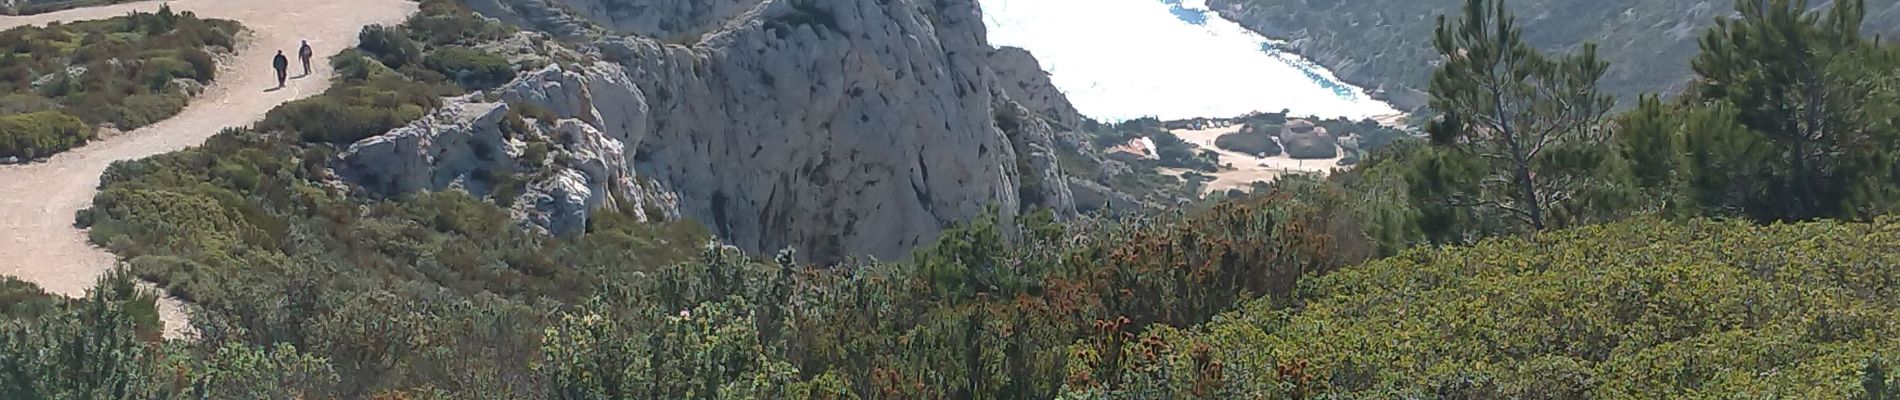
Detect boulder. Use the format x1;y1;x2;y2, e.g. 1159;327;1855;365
460;0;1075;263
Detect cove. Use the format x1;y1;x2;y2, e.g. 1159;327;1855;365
978;0;1399;121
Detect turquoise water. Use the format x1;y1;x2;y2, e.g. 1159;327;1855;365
1159;0;1209;25
979;0;1397;121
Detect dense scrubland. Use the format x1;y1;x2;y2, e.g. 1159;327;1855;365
0;6;238;159
0;0;1897;398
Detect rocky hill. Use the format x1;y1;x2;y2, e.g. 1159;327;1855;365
395;0;1092;263
1207;0;1900;109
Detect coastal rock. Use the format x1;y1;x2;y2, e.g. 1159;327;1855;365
989;46;1083;130
334;98;515;197
994;99;1076;216
591;0;1028;263
456;0;1085;263
335;69;672;237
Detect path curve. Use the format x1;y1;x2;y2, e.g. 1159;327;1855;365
0;0;414;338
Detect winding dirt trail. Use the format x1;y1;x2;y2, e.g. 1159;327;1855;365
0;0;413;338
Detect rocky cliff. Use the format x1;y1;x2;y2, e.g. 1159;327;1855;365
989;46;1082;130
382;0;1087;263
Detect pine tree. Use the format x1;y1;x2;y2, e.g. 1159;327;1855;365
1616;96;1679;191
1423;0;1618;231
1691;0;1900;220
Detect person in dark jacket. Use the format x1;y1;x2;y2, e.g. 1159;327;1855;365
299;40;313;76
272;50;289;88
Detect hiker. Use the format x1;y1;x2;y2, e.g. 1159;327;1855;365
272;50;289;88
299;40;313;76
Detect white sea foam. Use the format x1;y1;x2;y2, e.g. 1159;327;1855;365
978;0;1399;121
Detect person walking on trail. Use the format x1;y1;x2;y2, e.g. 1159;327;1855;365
272;50;289;88
299;40;314;76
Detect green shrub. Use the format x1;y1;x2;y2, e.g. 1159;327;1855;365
0;7;237;157
261;70;451;144
1282;131;1339;159
424;46;514;89
1077;218;1900;398
0;277;62;320
113;93;187;129
265;95;425;144
357;24;420;70
1213;127;1281;156
0;110;91;159
406;0;510;46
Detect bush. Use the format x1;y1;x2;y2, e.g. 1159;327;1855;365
1282;131;1339;159
1078;218;1900;398
265;94;427;144
0;110;92;159
261;67;452;144
424;46;515;89
113;93;188;129
1214;128;1282;156
406;0;510;46
0;7;238;157
357;24;420;70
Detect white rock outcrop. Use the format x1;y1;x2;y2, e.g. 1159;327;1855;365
360;0;1091;263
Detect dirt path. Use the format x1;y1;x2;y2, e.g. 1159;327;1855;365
0;0;413;339
1168;125;1345;194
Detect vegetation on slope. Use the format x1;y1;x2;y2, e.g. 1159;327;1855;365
1065;217;1900;398
0;0;1894;398
0;6;238;159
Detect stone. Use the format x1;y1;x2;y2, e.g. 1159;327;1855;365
989;46;1083;130
392;0;1097;263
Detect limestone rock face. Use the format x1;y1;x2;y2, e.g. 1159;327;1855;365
989;47;1083;130
337;62;675;236
994;100;1076;216
585;0;1037;263
431;0;1091;263
334;99;516;197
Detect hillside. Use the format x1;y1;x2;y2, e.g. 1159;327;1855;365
1071;217;1900;398
1207;0;1900;108
0;0;1894;397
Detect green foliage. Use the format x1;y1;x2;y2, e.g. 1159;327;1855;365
0;269;161;398
9;0;1899;396
1214;126;1281;156
0;6;237;157
1077;217;1900;398
406;0;512;47
260;51;455;144
0;277;62;321
1422;0;1624;232
1617;95;1681;190
358;24;422;70
0;110;90;159
424;46;515;90
1691;0;1900;220
65;108;709;395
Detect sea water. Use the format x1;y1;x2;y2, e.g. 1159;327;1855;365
978;0;1399;121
